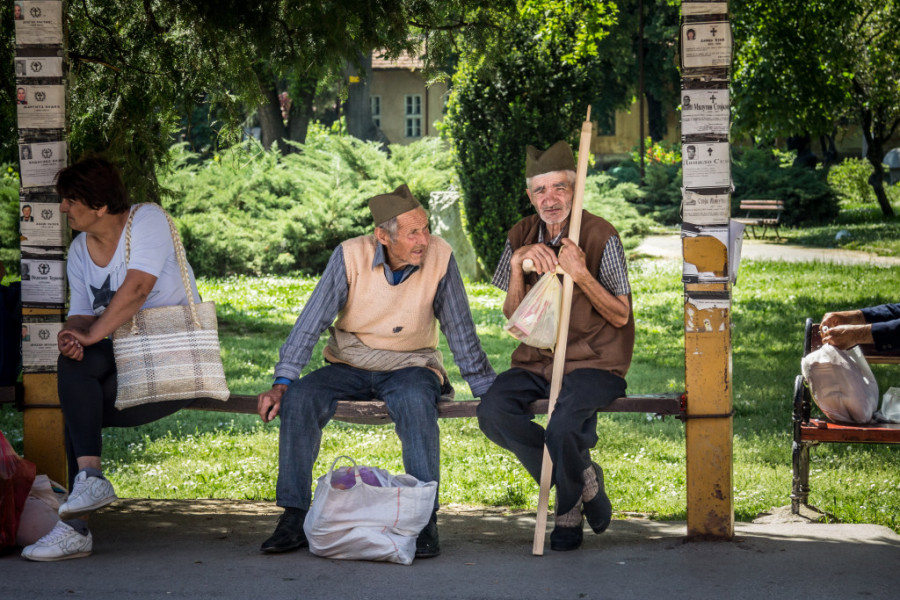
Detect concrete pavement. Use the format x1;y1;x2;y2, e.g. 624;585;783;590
636;234;900;266
3;500;899;599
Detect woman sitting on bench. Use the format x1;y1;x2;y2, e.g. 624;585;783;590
821;303;900;351
21;157;202;562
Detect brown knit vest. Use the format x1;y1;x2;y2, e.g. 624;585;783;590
507;211;634;379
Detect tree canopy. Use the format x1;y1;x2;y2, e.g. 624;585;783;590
732;0;900;216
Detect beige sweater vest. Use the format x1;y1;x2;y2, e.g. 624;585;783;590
329;234;452;352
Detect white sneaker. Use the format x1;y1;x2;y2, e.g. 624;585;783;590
58;471;118;519
21;521;93;561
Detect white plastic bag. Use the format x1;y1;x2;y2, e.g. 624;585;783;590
304;456;437;565
879;387;900;422
801;344;879;423
504;273;561;350
16;475;66;546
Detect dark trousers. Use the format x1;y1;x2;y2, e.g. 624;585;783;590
477;367;626;515
58;339;192;487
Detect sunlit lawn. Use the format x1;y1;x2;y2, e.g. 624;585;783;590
2;257;899;531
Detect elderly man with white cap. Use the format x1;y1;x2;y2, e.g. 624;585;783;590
257;184;495;558
478;141;634;552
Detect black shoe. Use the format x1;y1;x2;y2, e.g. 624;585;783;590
583;462;612;534
260;508;308;553
550;523;584;551
415;512;440;558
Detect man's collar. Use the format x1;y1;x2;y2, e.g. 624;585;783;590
537;219;567;245
373;242;419;283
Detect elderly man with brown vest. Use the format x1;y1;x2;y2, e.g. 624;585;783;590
256;185;496;558
477;141;635;551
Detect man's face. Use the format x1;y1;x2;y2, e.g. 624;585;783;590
378;207;431;269
527;171;574;227
16;88;26;102
14;5;22;18
22;206;31;218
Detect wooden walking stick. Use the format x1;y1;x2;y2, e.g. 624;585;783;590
531;106;593;555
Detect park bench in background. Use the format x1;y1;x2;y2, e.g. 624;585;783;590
190;393;686;424
733;199;784;240
0;384;21;408
791;318;900;514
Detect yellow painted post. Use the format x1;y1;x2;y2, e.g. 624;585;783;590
680;1;735;540
22;308;67;485
684;283;734;539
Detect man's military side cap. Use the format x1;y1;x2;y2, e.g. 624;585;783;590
368;184;423;225
525;141;576;178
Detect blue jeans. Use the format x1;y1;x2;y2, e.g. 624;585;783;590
477;368;627;516
276;363;442;510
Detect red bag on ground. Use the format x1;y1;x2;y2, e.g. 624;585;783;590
1;431;36;548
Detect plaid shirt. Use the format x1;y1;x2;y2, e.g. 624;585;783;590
274;242;496;397
491;225;631;297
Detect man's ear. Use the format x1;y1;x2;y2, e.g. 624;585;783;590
374;226;390;246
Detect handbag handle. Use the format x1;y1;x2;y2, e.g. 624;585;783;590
123;203;200;333
325;455;359;484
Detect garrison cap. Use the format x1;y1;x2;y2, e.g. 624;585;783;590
368;184;422;225
525;141;576;178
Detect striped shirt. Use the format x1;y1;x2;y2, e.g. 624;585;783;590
274;242;496;397
491;227;631;297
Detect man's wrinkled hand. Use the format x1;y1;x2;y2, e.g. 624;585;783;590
513;243;558;275
257;385;287;423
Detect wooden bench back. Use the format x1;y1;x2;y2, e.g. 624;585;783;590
739;199;784;211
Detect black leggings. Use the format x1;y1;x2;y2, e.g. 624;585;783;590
58;339;192;486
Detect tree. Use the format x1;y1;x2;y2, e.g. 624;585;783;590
0;1;514;198
732;0;900;217
443;2;637;269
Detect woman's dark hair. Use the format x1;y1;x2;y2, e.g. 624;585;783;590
55;156;130;214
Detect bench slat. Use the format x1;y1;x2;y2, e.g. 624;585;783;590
800;419;900;444
190;393;684;425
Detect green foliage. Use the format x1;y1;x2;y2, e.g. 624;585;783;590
827;158;877;204
608;145;841;227
161;133;455;276
733;148;839;226
0;166;20;276
443;6;633;269
581;173;655;248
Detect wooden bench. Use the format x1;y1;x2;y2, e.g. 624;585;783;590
0;384;21;408
190;393;686;425
733;199;784;240
791;318;900;513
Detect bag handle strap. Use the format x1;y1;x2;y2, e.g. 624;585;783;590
326;455;358;483
123;204;199;333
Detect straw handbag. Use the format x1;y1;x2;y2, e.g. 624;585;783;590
112;205;230;410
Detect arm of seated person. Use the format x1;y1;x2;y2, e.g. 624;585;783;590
63;269;158;349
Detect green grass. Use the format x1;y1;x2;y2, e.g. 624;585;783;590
2;258;899;531
777;196;900;257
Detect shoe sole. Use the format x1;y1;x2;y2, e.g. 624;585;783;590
414;549;441;559
22;550;92;562
260;541;308;554
58;495;118;520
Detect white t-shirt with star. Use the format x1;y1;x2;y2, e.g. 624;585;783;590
67;203;201;318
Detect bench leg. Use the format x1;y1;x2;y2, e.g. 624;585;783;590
790;440;813;514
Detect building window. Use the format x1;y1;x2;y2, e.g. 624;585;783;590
405;94;422;138
370;96;381;128
597;109;616;136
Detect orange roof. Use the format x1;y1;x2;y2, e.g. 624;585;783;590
372;49;424;71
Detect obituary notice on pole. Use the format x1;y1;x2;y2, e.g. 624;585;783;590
21;316;63;373
13;1;64;46
681;189;730;226
681;89;730;137
21;257;66;306
19;198;67;248
682;142;731;189
15;84;65;129
681;21;732;68
14;56;63;79
18;140;66;188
